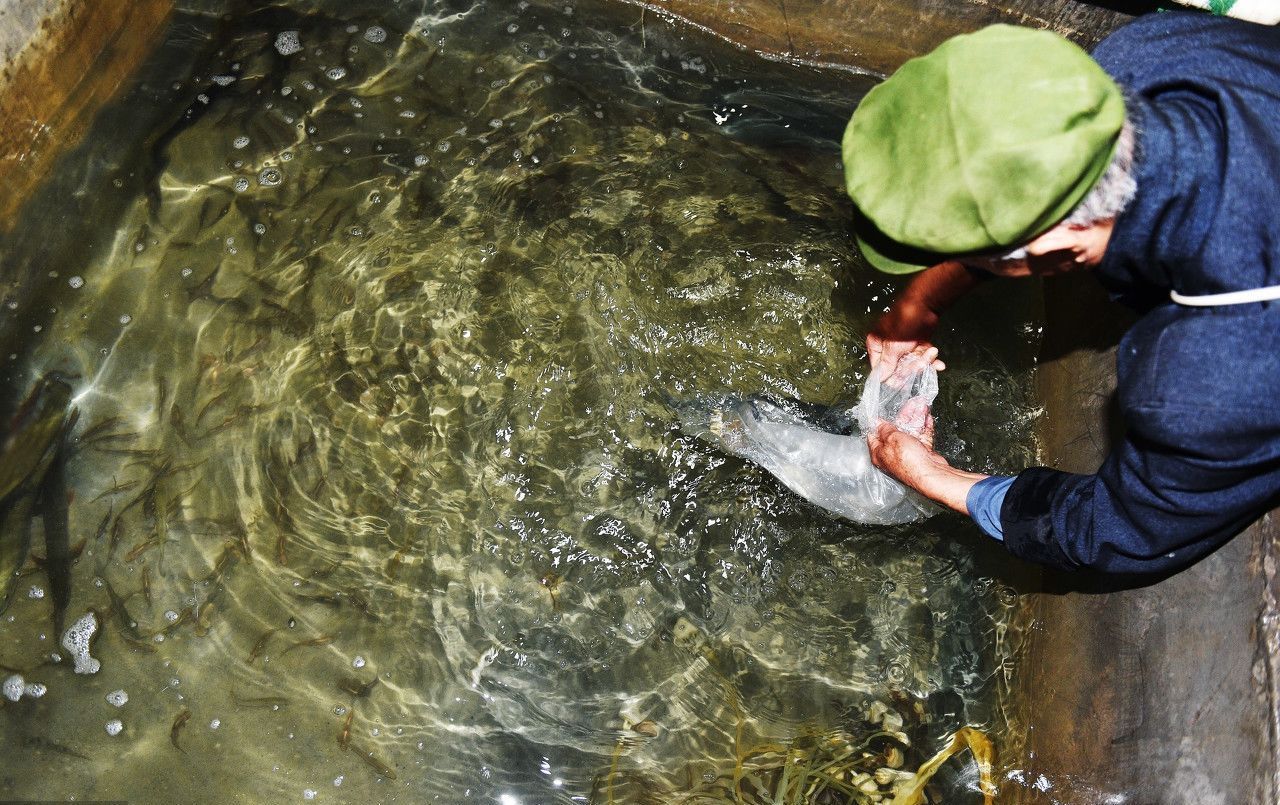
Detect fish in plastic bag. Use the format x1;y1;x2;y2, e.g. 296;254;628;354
678;355;939;525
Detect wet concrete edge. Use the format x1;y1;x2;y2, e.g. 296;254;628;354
0;0;173;232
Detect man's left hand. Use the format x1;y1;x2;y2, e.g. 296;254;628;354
867;413;988;515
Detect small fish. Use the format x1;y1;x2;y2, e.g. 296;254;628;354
171;709;191;752
75;415;125;445
109;517;126;556
386;548;407;580
92;479;141;502
346;589;374;618
246;628;277;664
160;606;194;635
337;676;379;698
350;743;397;779
92;509;112;543
292;592;343;608
141;566;153;607
338;708;355;750
104;580;144;640
279;634;334;656
308;560;341;579
121;635;158;653
124;538;160;563
211;541;241;581
538;570;563;611
194;601;216;637
275;533;288;566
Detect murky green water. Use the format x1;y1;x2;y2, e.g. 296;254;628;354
0;1;1041;802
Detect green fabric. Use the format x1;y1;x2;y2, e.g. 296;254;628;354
842;25;1126;274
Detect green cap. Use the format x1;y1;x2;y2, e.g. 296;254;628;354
842;24;1125;274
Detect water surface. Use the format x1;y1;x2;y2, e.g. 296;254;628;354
0;2;1041;801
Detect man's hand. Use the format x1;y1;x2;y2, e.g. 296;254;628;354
866;261;987;379
867;410;988;515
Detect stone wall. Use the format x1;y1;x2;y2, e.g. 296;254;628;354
0;0;171;230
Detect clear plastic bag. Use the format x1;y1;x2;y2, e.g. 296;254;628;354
679;355;939;525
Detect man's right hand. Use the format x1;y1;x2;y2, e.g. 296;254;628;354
867;331;945;380
865;260;987;379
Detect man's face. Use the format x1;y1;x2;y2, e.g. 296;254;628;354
961;219;1116;278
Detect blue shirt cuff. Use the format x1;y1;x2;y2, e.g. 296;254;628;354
967;475;1016;542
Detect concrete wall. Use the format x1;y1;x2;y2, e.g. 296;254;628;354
0;0;171;229
616;0;1135;74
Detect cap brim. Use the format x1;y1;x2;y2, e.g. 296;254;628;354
852;207;949;275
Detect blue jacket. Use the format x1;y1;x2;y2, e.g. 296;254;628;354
997;13;1280;574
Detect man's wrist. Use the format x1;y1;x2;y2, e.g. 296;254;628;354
916;465;989;515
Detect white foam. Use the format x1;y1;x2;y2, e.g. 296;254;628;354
106;689;128;707
326;67;347;81
105;719;123;736
24;682;46;698
28;586;44;599
233;136;250;149
275;31;302;56
3;675;24;702
61;612;101;674
258;168;282;187
212;74;236;86
364;26;387;44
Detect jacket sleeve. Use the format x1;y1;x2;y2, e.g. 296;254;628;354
998;411;1279;574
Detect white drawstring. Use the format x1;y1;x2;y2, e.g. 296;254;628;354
1170;284;1280;307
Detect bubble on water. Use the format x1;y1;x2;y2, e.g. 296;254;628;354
280;151;293;162
234;177;250;192
169;677;181;688
303;790;317;801
507;23;519;34
364;26;387;44
352;655;366;669
28;586;44;599
333;776;344;787
302;80;315;91
333;704;347;716
437;140;451;153
233;136;250;149
326;67;347;81
3;675;24;702
197;93;209;104
398;110;416;119
24;682;46;698
105;719;124;736
181;267;193;277
413;154;429;167
275;31;302;56
281;86;293;96
212;74;236;86
164;610;180;623
210;718;221;729
258;168;283;187
67;276;84;290
106;689;128;707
